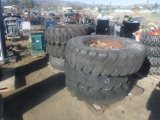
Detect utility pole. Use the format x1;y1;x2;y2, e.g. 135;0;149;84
0;0;7;61
24;0;30;20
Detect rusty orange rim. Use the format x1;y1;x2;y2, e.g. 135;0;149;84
87;39;124;49
148;31;160;36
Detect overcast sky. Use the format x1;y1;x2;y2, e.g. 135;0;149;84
62;0;159;5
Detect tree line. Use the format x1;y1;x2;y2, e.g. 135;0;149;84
3;0;34;8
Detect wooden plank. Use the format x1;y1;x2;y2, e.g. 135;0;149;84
150;75;160;79
147;75;160;81
130;85;144;96
31;53;46;58
0;85;15;93
134;74;159;90
84;85;144;116
84;102;107;116
0;69;15;93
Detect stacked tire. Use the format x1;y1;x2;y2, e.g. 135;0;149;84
45;25;91;70
140;32;160;75
64;35;146;105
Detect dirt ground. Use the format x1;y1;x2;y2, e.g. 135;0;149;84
1;33;160;120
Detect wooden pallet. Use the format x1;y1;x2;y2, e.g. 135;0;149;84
84;84;144;116
0;69;16;93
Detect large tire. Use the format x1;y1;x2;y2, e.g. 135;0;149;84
140;65;160;75
49;56;64;71
145;57;160;67
45;27;54;44
66;78;130;105
140;32;160;47
64;60;128;90
45;25;91;46
149;67;160;75
146;45;160;57
66;35;146;77
46;44;66;58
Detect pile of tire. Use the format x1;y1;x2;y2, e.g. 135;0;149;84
140;32;160;75
64;35;146;105
44;25;91;70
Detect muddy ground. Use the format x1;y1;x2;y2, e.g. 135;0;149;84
1;34;160;120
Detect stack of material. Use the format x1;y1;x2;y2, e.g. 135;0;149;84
44;25;91;70
64;35;146;105
140;31;160;75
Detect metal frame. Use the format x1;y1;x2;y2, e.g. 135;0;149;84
4;16;21;40
0;0;7;61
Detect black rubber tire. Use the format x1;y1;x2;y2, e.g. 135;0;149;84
45;26;67;45
45;25;91;46
140;32;160;47
140;65;160;75
0;67;2;78
149;67;160;75
46;44;66;58
48;27;56;45
49;56;64;71
146;45;160;57
64;60;128;90
66;78;130;105
66;35;146;77
144;57;160;67
44;27;52;44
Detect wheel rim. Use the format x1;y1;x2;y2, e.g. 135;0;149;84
86;39;125;49
148;31;160;36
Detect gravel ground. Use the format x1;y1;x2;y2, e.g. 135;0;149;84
1;34;160;120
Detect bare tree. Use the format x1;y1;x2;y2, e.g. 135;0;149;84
153;3;159;10
132;7;141;13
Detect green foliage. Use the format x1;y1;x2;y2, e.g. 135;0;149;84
21;0;34;8
11;0;20;5
101;6;110;14
153;3;159;9
98;7;102;12
69;4;83;11
76;6;83;10
131;7;141;13
111;7;115;12
102;6;109;12
3;0;20;6
72;5;83;10
143;5;151;10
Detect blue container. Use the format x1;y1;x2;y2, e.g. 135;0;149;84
18;18;23;27
44;20;56;28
